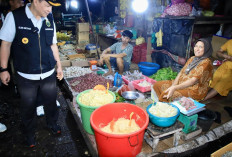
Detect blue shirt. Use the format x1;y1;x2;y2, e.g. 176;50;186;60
110;42;133;64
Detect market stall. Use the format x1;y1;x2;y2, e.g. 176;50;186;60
54;0;232;156
60;67;232;157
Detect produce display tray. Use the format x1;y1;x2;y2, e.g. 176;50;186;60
132;77;156;93
122;75;147;85
64;78;80;97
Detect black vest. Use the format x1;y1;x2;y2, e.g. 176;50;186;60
12;6;56;74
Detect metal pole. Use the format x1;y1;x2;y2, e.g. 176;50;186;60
84;0;100;59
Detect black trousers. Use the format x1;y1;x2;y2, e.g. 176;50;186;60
16;72;58;137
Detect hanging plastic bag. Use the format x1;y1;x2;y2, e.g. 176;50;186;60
216;24;223;36
136;36;145;45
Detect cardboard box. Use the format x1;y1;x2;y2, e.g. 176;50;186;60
211;142;232;157
71;58;96;67
71;60;88;67
77;32;89;47
78;40;89;47
211;35;228;59
61;60;71;68
67;54;86;60
77;32;89;41
60;56;68;61
71;60;89;67
76;23;89;32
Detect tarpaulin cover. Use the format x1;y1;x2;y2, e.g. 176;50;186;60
151;18;194;71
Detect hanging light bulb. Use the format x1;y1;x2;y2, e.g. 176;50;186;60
132;0;148;13
70;0;78;9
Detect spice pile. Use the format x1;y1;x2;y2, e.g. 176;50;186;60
68;73;113;93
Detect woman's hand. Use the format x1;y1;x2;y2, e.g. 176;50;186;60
163;85;176;100
225;55;232;61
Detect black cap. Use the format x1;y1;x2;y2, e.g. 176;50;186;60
122;30;133;39
45;0;61;6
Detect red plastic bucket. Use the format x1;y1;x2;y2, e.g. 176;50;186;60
90;103;149;157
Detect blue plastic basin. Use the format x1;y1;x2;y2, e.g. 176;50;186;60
146;103;180;127
138;62;160;76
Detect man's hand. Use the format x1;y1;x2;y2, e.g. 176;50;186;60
56;66;63;81
0;71;10;85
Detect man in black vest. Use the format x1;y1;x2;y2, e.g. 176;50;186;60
0;0;63;147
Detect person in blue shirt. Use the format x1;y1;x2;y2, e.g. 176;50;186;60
0;0;62;148
98;30;134;76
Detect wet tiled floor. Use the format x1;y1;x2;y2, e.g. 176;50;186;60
0;83;90;156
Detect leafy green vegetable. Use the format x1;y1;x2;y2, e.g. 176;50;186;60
114;92;125;102
149;67;178;81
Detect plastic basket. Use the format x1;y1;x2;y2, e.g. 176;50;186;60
122;75;147;85
132;77;156;92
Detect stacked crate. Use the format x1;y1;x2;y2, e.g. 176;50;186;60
76;23;90;47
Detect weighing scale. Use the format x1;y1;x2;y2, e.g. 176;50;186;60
144;121;184;152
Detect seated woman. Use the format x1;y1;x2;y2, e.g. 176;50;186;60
152;38;213;102
203;39;232;101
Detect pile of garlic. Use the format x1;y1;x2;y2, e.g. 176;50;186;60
63;66;92;78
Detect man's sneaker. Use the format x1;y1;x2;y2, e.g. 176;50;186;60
26;135;36;148
56;100;60;107
0;123;7;132
48;124;61;135
37;100;60;117
36;105;45;116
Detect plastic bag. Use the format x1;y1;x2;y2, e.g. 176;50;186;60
116;84;130;96
136;37;145;45
135;93;145;104
216;24;223;36
128;82;135;91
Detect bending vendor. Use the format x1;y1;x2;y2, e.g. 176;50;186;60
98;30;133;76
152;38;213;102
